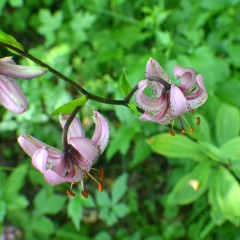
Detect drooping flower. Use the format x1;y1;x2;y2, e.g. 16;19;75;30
18;111;109;197
135;58;208;134
0;57;47;114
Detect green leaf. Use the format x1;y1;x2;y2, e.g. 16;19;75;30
220;137;240;161
215;104;240;146
67;195;84;230
51;96;88;116
112;203;130;218
147;133;204;161
168;162;211;205
94;231;112;240
0;30;24;52
199;142;226;163
128;103;140;116
34;189;66;215
209;166;240;225
0;201;6;222
120;68;132;95
4;164;28;197
96;190;111;207
31;216;55;235
9;0;23;7
111;173;128;204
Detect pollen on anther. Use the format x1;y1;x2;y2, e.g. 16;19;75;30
84;172;89;178
197;117;201;126
181;129;186;134
190;127;194;134
66;189;76;197
99;167;104;181
81;191;89;198
98;182;103;192
169;129;175;136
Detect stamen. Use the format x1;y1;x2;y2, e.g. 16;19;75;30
98;182;103;192
81;191;89;198
169;129;175;136
190;127;194;134
84;172;89;178
99;167;104;181
86;172;99;185
181;129;186;134
197;117;201;126
66;189;76;197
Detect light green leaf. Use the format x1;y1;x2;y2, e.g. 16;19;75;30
220;137;240;161
94;231;112;240
199;142;225;163
67;195;84;230
0;30;24;52
147;133;204;161
209;166;240;225
96;190;111;207
128;103;140;116
51;96;88;116
111;173;128;204
113;203;130;218
120;68;132;96
215;104;240;146
34;189;66;215
168;162;211;205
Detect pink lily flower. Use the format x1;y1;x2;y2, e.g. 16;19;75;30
0;57;47;114
18;111;109;197
135;58;208;134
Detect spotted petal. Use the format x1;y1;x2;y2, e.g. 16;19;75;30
186;74;208;109
91;111;109;154
0;75;27;113
170;85;191;117
136;80;167;114
174;65;196;93
0;57;47;79
69;137;100;171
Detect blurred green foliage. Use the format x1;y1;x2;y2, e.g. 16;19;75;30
1;0;240;239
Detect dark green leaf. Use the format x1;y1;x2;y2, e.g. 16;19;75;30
120;68;132;96
111;173;128;204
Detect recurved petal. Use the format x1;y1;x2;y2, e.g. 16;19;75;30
146;58;172;97
0;57;47;79
136;80;167;113
0;75;28;113
69;137;100;170
18;134;61;158
91;111;109;154
32;147;48;173
59;114;85;142
174;65;196;93
186;74;208;109
170;85;191;117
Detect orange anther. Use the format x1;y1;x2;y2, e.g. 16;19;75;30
66;189;76;197
197;117;201;126
98;182;103;192
99;167;104;181
81;191;89;198
190;127;194;134
84;172;89;178
169;129;175;136
181;129;186;134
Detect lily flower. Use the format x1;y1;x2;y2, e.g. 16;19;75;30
18;111;109;197
0;57;47;114
135;58;208;134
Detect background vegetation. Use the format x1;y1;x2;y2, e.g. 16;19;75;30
1;0;240;239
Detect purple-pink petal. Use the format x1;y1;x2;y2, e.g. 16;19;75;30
186;74;208;109
0;57;47;79
0;75;28;113
91;111;109;154
135;80;166;113
69;137;100;171
59;114;85;142
174;65;196;93
170;85;191;117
